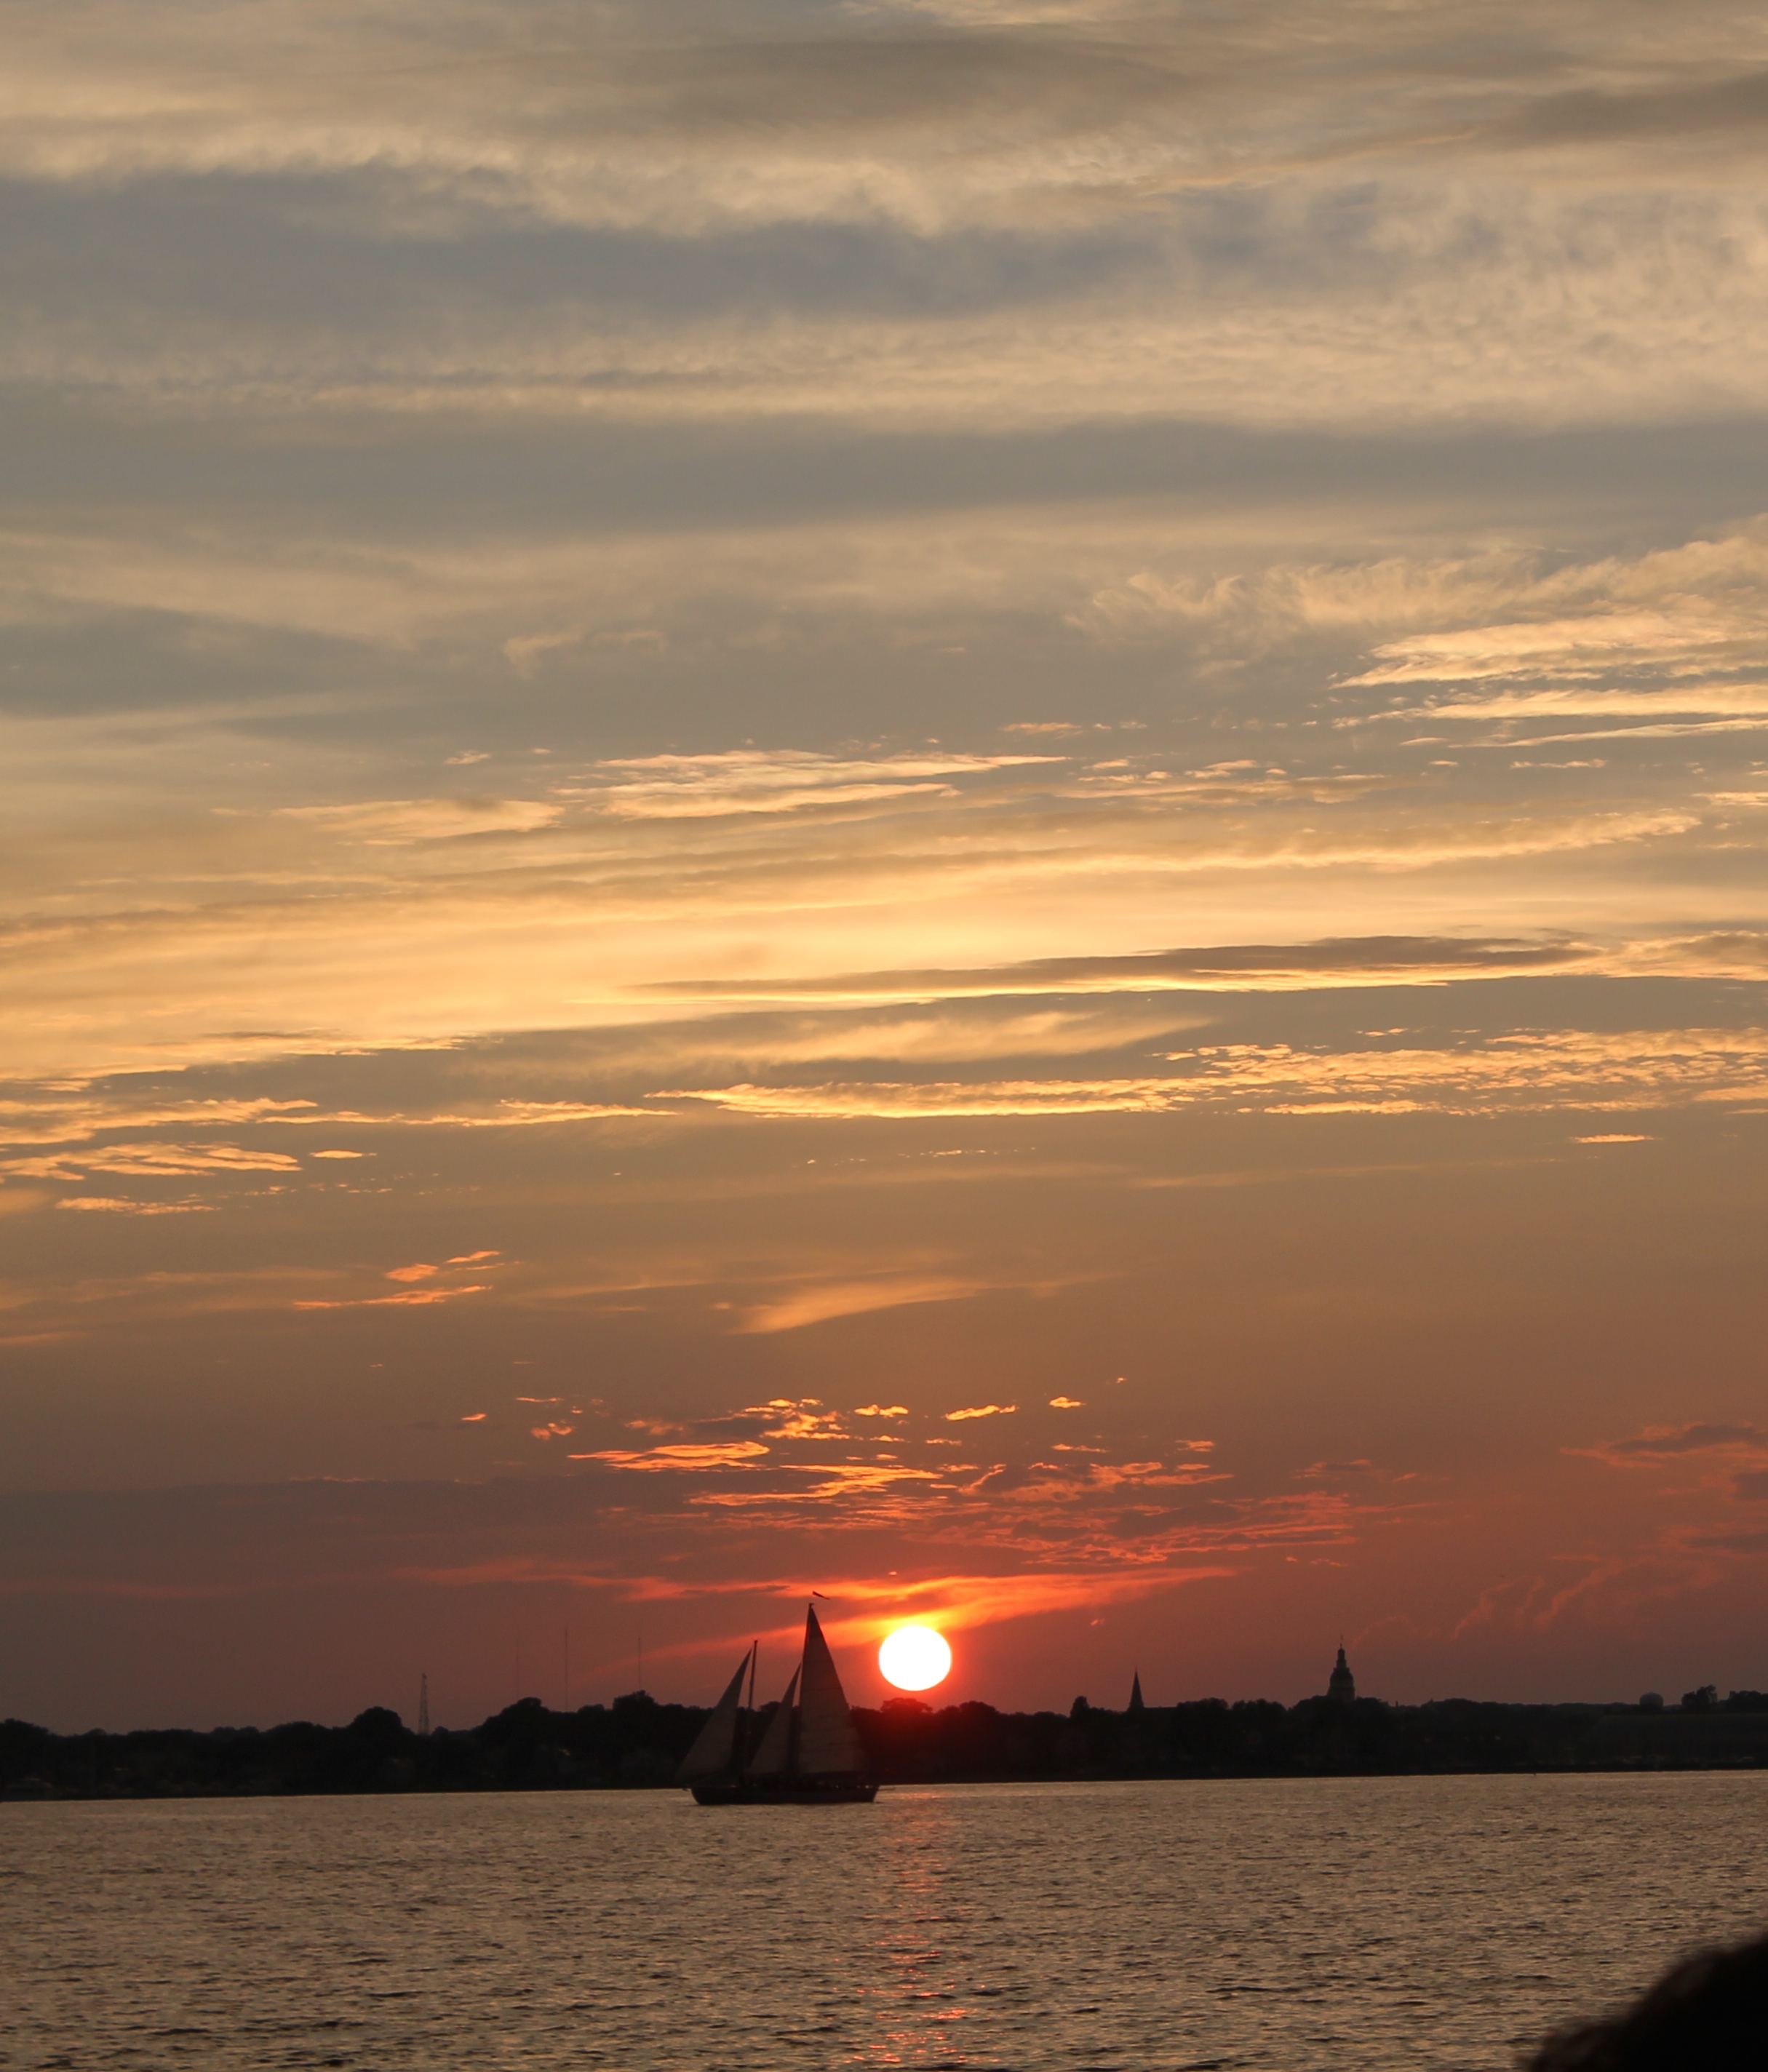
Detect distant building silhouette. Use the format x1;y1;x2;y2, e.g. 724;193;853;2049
1326;1644;1356;1702
1127;1670;1145;1714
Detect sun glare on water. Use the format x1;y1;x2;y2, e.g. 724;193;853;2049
878;1624;952;1692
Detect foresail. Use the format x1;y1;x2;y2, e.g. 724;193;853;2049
674;1649;750;1783
744;1667;800;1777
795;1604;868;1775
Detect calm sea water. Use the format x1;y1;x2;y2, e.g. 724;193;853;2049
4;1774;1766;2071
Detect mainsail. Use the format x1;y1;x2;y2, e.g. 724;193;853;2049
674;1645;752;1783
795;1603;868;1776
744;1667;800;1777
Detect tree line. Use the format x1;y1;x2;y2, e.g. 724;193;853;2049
4;1687;1766;1799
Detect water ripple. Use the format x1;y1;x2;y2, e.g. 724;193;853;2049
3;1774;1767;2070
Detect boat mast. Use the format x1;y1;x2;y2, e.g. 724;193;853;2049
787;1612;803;1776
737;1640;758;1771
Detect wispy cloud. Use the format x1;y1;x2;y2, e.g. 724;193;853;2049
0;1098;324;1151
661;1027;1768;1120
577;750;1059;820
666;1079;1195;1118
567;1442;773;1472
811;1566;1239;1645
275;798;563;842
736;1276;1030;1334
4;1141;303;1179
292;1283;490;1311
1573;1422;1768;1466
640;934;1593;1005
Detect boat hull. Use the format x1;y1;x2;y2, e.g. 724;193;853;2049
689;1778;878;1806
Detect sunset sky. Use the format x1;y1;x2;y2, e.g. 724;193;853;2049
4;0;1768;1731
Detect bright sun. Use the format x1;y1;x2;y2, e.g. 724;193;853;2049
878;1624;952;1692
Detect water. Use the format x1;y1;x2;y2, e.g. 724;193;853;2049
4;1774;1766;2071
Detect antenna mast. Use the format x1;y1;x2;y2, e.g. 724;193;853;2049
418;1671;431;1737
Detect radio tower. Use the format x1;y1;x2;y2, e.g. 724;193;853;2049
418;1671;431;1737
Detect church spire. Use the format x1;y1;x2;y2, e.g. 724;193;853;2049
1127;1669;1145;1713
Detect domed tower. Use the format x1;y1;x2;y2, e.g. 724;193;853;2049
1326;1643;1355;1703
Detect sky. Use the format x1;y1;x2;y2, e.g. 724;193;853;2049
4;0;1768;1732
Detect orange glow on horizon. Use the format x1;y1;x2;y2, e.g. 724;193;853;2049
879;1624;952;1692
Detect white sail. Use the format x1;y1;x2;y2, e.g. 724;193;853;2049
744;1667;800;1777
674;1647;751;1784
795;1604;868;1776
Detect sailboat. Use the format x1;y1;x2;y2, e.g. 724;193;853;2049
676;1603;878;1805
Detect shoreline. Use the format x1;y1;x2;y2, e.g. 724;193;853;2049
8;1691;1767;1800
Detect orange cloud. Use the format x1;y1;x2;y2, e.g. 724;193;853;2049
666;1080;1182;1119
292;1283;488;1310
803;1567;1238;1647
276;797;562;842
733;1275;996;1334
694;1464;942;1505
749;1399;846;1440
663;1027;1768;1126
566;1441;772;1470
42;1141;302;1176
582;749;1060;821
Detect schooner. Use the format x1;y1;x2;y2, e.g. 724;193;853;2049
676;1602;878;1804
